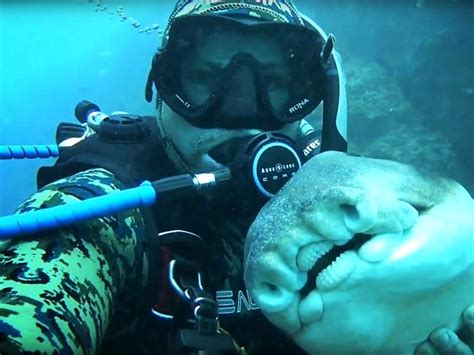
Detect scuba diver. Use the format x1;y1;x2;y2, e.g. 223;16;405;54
0;0;472;354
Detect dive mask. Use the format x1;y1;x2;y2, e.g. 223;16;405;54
146;14;331;130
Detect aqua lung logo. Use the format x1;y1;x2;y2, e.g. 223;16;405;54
216;289;259;315
289;98;310;113
261;162;297;182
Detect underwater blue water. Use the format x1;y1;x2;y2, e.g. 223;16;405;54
0;1;175;215
0;0;472;216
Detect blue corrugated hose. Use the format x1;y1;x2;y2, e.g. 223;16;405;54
0;181;157;239
0;145;60;159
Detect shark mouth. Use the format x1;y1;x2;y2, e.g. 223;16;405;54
300;234;372;297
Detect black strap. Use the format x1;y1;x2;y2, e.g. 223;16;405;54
145;51;161;104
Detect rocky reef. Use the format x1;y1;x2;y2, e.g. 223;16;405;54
343;23;473;193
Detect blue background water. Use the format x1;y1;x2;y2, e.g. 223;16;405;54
0;1;174;215
1;0;472;216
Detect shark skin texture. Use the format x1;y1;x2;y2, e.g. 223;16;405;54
244;151;474;355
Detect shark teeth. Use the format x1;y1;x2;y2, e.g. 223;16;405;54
296;241;334;272
316;250;358;290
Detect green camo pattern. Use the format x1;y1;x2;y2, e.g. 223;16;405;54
0;168;148;354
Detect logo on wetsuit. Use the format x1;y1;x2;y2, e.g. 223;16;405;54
216;289;260;315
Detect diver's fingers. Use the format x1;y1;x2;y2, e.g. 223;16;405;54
415;341;439;355
462;305;474;332
428;327;472;355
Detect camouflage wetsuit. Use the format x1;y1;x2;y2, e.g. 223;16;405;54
0;117;304;354
0;169;149;354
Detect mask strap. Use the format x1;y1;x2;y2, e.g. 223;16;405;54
145;51;162;104
321;34;335;68
145;67;154;103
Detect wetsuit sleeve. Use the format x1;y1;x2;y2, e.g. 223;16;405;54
0;168;149;354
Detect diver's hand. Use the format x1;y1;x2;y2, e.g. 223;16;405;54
415;305;474;355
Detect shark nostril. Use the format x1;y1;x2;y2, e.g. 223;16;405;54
254;281;294;313
341;199;377;233
264;282;279;293
341;203;358;220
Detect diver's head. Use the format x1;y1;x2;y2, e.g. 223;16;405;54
146;0;347;173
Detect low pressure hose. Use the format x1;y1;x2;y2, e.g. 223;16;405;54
0;169;231;239
0;145;60;159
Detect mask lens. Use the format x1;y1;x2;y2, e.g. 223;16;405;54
158;15;326;126
180;60;220;107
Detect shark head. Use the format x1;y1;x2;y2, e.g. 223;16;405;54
244;151;474;354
